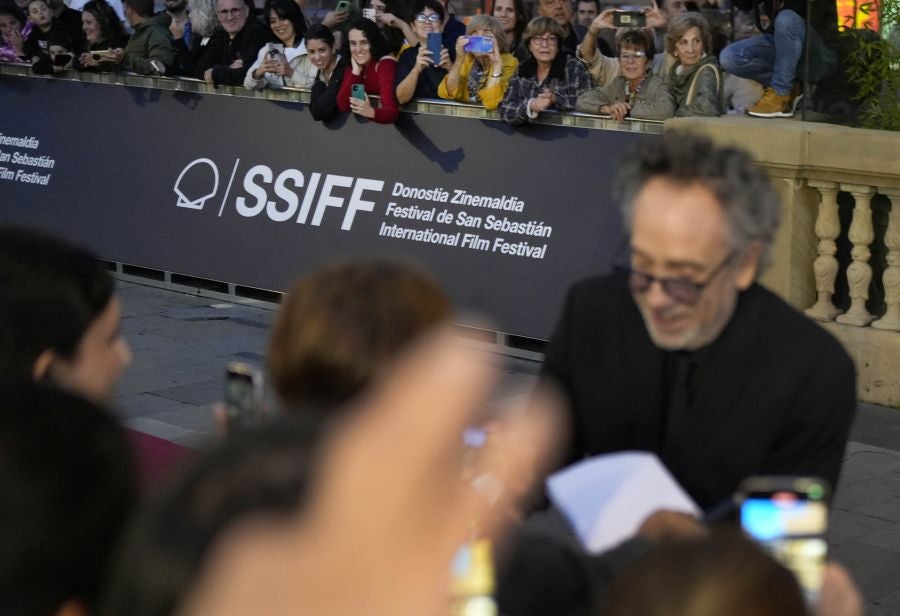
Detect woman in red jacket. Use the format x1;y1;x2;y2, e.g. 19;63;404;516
337;17;400;124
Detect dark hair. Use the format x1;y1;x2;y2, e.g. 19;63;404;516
0;381;137;616
0;3;26;25
0;226;114;381
264;0;307;45
615;27;655;59
603;531;806;616
576;0;599;12
616;131;781;270
304;22;334;46
268;260;451;414
344;16;392;61
409;0;444;24
511;0;530;39
96;418;320;616
47;28;72;48
365;0;406;53
83;0;127;42
124;0;153;18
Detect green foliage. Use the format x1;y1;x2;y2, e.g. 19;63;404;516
841;0;900;131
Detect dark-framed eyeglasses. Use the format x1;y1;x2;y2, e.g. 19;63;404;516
216;7;244;17
615;251;738;305
414;13;441;22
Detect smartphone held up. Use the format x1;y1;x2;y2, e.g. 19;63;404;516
426;31;442;60
612;10;645;27
737;476;830;605
463;35;493;54
224;362;263;432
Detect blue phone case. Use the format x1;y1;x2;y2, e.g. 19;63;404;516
427;32;442;59
463;36;493;54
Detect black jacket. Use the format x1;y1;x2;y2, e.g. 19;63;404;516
195;20;269;86
309;57;345;122
542;275;856;509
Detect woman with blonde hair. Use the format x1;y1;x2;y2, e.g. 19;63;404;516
438;15;517;110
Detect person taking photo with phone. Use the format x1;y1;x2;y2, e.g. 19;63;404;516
337;16;399;123
74;0;129;71
244;0;317;89
438;15;517;110
394;0;453;104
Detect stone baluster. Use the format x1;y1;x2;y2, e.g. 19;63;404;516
805;181;843;321
836;184;877;326
873;189;900;331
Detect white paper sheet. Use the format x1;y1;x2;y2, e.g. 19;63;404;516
546;451;701;554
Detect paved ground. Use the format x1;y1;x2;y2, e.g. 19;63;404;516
113;279;900;614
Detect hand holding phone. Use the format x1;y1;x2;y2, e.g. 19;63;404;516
224;362;263;432
426;31;442;61
612;10;646;27
335;0;350;14
463;35;493;54
737;476;830;606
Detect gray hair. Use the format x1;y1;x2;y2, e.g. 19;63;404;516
616;131;781;272
188;0;222;37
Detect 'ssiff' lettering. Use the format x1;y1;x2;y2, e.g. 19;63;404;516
234;164;384;231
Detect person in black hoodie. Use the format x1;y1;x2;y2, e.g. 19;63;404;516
306;24;345;122
195;0;267;86
720;0;837;118
22;0;61;61
47;0;86;50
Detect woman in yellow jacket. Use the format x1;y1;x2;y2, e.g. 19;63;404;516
438;15;517;110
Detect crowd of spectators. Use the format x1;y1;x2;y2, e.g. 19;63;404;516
0;0;844;120
0;132;869;615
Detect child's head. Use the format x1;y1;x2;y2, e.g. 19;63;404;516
47;31;72;66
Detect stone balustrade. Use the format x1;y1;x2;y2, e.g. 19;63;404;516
669;116;900;406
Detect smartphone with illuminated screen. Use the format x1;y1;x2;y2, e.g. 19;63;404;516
737;476;830;606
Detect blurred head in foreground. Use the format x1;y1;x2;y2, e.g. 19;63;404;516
0;381;137;616
268;259;452;415
602;530;806;616
0;226;132;404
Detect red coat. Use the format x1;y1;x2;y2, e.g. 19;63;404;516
336;56;400;124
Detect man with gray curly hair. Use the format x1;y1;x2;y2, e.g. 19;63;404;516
542;131;855;509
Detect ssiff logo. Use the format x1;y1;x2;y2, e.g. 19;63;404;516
174;158;220;209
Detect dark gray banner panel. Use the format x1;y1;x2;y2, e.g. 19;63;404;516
0;73;658;339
